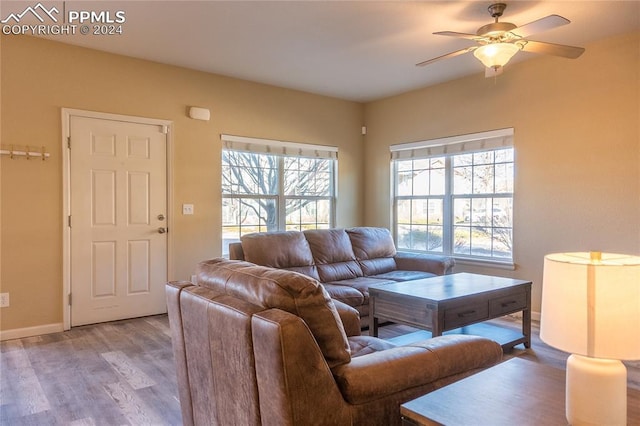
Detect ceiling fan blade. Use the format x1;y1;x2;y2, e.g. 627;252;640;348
521;40;585;59
434;31;479;40
416;46;477;67
511;15;570;38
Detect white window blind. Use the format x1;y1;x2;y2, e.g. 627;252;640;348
221;134;338;159
390;128;513;160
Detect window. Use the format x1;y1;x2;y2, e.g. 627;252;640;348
391;129;514;264
221;135;337;256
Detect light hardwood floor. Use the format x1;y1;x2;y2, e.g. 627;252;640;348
1;315;638;425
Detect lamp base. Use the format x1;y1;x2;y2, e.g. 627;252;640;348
566;354;627;426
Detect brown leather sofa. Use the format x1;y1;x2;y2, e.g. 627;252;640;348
166;258;502;426
229;227;454;326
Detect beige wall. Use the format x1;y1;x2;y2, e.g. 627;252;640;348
2;31;638;333
0;35;364;332
363;31;640;314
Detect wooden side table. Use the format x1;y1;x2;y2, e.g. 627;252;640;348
401;357;640;425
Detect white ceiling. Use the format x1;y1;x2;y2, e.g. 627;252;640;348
4;1;640;102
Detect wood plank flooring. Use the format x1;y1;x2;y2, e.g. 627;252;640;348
1;315;638;425
1;315;181;426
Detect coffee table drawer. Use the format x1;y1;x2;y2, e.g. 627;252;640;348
445;303;488;329
373;296;432;328
490;292;527;316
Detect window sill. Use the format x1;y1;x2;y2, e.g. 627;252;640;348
453;256;515;271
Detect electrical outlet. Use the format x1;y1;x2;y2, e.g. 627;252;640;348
182;204;194;215
0;293;9;308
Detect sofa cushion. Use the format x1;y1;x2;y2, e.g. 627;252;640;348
370;270;437;282
332;335;502;406
346;227;397;259
197;258;351;368
346;227;398;275
321;283;365;308
240;231;320;281
314;261;363;282
348;336;396;358
358;257;398;276
325;276;397;305
304;229;363;282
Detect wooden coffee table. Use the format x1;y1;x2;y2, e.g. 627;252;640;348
369;273;532;351
400;357;640;425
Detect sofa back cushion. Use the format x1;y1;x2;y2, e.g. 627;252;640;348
346;227;398;275
196;258;351;368
241;231;320;280
303;229;363;282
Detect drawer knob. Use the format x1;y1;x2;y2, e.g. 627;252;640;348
501;301;517;308
457;310;476;318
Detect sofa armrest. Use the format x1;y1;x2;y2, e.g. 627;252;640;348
332;300;361;337
228;242;245;260
165;281;197;426
252;308;353;425
331;335;501;405
394;251;455;275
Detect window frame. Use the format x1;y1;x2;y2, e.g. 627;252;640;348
221;135;337;256
391;129;515;268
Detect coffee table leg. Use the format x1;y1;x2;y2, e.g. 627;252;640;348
432;308;444;337
523;288;532;348
523;314;531;348
371;316;379;337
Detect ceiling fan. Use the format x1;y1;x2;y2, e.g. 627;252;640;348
416;3;585;77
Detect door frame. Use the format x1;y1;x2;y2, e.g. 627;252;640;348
61;108;174;331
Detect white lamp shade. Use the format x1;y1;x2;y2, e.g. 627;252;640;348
540;252;640;360
473;43;520;69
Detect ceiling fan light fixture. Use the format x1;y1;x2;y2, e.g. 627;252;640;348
473;42;520;69
417;4;584;72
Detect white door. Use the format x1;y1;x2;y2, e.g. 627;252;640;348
69;115;168;326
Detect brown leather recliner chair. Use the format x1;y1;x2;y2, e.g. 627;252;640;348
166;258;502;426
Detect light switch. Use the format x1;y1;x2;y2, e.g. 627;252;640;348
182;204;194;215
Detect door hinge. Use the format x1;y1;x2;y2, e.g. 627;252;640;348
68;215;72;227
67;137;71;149
68;293;72;306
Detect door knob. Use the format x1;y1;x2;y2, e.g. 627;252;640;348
157;214;165;221
158;227;167;234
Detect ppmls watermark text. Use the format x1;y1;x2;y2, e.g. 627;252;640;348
1;3;126;36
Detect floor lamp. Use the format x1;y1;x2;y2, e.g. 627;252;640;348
540;252;640;426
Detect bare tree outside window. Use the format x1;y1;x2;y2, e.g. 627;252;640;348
222;151;279;230
222;150;334;255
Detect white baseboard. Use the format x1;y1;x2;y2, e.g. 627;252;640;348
0;322;64;341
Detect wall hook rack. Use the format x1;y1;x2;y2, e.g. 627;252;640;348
0;145;50;160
